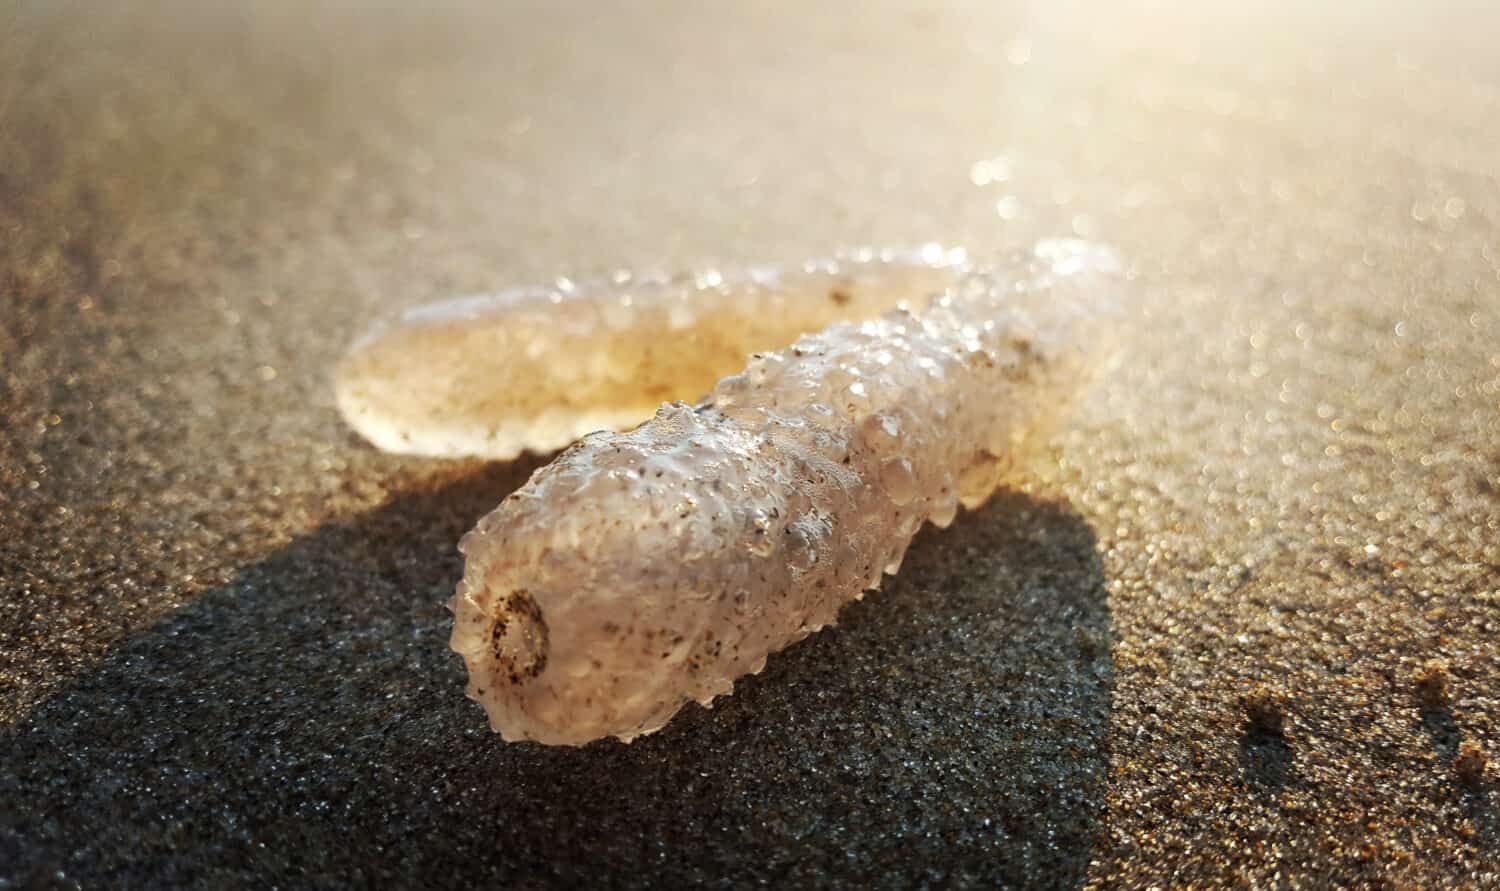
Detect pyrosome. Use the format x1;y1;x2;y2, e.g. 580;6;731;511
338;241;1123;744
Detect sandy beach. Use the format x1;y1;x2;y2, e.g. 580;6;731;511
2;1;1496;886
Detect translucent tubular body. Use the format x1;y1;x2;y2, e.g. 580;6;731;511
336;249;971;459
444;240;1122;744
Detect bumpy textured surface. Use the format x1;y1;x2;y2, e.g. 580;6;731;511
451;241;1119;743
4;1;1499;888
337;250;966;458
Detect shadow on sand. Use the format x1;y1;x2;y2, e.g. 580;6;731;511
2;462;1112;888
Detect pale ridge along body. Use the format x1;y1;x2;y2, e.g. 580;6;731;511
444;240;1122;745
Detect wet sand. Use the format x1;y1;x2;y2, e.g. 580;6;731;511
2;1;1496;886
